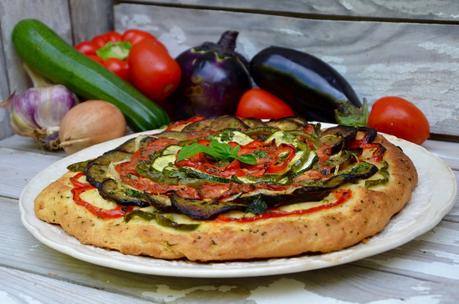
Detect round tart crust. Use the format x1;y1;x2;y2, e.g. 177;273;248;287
35;135;417;262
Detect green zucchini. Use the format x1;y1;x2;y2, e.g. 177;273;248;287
12;19;169;131
152;154;176;172
179;167;232;183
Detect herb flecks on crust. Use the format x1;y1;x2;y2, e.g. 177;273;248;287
38;115;417;261
68;117;385;222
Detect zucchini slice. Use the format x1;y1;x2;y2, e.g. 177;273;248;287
214;130;254;145
152;155;177;172
179;167;232;183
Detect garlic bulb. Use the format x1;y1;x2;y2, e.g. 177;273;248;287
3;85;78;150
0;64;78;150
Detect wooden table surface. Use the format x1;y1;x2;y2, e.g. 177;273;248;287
0;134;458;304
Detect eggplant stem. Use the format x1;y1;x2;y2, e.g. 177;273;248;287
217;31;239;51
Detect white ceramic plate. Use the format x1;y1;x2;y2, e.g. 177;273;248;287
19;126;457;278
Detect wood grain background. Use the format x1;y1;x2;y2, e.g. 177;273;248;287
0;0;113;139
123;0;459;22
114;2;459;137
0;0;458;139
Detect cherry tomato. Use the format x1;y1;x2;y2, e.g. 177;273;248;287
368;96;430;145
75;41;97;55
128;39;181;102
236;88;294;119
103;58;129;81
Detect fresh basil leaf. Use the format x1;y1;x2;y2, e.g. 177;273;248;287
238;154;257;165
178;140;256;165
177;143;209;161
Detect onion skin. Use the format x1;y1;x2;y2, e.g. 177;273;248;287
59;100;126;154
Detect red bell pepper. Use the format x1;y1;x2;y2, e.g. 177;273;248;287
75;29;158;81
74;30;180;103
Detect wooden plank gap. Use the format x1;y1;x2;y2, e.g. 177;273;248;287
430;133;459;143
0;22;11;94
116;0;459;25
66;0;76;44
351;263;441;284
69;0;114;44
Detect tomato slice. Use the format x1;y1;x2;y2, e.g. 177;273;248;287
266;145;296;173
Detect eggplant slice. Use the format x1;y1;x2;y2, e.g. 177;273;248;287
171;195;247;220
99;178;150;207
320;125;357;153
238;161;378;207
170;161;377;220
85;150;132;188
182;115;248;132
99;178;175;210
265;117;307;130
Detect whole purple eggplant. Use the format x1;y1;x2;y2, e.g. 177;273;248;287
170;31;251;119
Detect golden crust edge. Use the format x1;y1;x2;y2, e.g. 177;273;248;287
34;134;417;262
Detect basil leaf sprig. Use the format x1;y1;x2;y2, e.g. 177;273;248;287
177;139;257;165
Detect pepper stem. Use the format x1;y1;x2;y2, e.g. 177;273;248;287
23;63;53;88
217;31;239;51
96;41;132;60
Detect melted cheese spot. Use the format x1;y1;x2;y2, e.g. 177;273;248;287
80;189;118;209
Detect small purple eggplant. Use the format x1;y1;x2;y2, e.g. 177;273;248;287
170;31;251;119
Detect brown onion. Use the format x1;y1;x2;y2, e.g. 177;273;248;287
59;100;126;154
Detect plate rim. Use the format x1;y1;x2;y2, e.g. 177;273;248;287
19;128;457;278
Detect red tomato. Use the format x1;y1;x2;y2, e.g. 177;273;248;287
368;96;430;145
75;41;97;55
236;88;294;119
122;29;164;49
103;58;129;81
128;39;181;102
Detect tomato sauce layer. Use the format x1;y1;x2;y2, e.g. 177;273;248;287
70;172;131;219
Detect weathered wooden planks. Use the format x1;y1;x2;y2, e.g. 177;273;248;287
0;266;153;304
0;24;12;140
0;198;458;303
0;0;72;94
121;0;459;22
0;147;62;198
114;4;459;137
69;0;114;44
